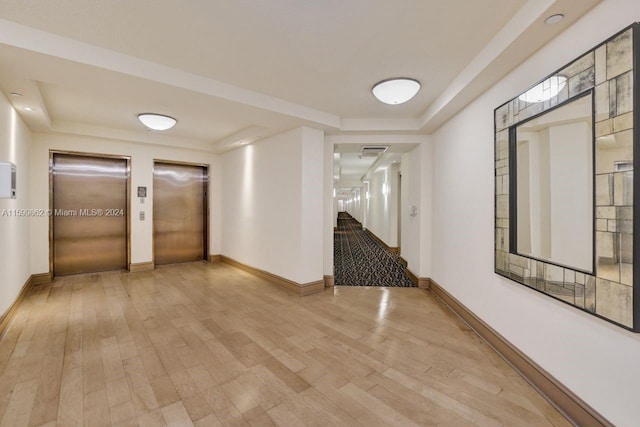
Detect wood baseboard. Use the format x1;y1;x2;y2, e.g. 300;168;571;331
31;272;53;285
209;254;222;263
404;266;429;289
428;279;612;427
365;229;399;253
220;256;324;296
406;267;418;286
323;275;335;287
129;262;155;273
0;272;52;338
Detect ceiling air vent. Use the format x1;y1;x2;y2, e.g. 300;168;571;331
360;145;388;157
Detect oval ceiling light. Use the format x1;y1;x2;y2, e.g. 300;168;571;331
545;14;565;25
372;78;421;105
518;75;567;103
137;113;177;131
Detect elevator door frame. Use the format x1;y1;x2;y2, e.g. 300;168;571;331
152;159;209;265
49;150;131;278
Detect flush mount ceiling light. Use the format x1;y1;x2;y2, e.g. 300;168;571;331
372;78;421;105
545;14;565;25
137;113;177;131
518;75;567;103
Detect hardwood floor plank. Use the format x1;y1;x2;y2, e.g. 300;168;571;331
56;366;83;426
160;401;194;427
0;262;572;426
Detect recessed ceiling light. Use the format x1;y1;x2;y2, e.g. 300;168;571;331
372;78;421;105
137;113;177;131
518;75;567;103
545;14;564;25
24;107;36;112
10;92;22;97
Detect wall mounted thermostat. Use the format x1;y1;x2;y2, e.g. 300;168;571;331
0;162;16;199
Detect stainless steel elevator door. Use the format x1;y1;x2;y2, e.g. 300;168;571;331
52;154;128;276
153;163;207;265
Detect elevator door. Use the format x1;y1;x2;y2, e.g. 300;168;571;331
153;162;207;265
52;153;128;276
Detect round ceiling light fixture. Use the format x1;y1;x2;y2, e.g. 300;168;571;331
518;75;567;103
137;113;177;131
372;78;421;105
545;14;565;25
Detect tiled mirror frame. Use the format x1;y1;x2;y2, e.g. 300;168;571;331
494;23;639;331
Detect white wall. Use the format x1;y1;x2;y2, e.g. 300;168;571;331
400;140;433;278
430;1;640;425
0;93;32;316
323;137;334;276
341;188;363;223
366;164;399;247
30;133;221;273
221;127;324;284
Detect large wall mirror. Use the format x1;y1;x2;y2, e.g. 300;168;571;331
495;24;638;331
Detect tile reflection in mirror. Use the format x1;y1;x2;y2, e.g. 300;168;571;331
596;278;633;327
596;130;632;174
606;29;633;80
595;174;613;206
596;231;620;283
616;71;633;115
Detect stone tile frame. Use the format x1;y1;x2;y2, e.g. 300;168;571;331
494;23;639;331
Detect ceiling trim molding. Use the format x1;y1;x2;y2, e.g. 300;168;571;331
419;0;556;131
0;18;342;129
50;120;216;152
327;134;430;145
340;117;422;132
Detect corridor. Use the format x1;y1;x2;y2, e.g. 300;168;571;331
334;213;415;287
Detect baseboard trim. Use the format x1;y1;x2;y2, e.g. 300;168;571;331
404;266;429;289
209;254;222;263
129;262;155;273
221;256;324;296
406;267;418;286
365;229;399;253
0;272;52;338
428;279;611;427
323;275;335;287
31;272;53;285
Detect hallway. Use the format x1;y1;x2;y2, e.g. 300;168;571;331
334;213;415;287
0;262;568;426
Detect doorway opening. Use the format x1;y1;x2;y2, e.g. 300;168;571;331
332;144;415;287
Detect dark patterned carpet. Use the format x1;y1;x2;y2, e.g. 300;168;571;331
334;213;416;287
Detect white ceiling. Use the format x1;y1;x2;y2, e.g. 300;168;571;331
0;0;601;153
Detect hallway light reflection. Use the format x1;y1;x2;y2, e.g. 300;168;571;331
9;107;17;162
376;288;390;323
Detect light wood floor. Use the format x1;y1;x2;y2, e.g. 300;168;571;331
0;261;570;426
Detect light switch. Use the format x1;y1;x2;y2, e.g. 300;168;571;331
139;211;145;221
